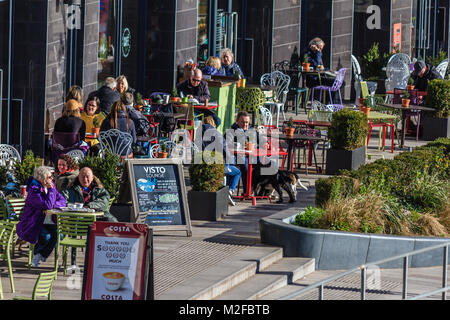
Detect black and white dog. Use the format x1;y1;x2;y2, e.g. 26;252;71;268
251;165;307;203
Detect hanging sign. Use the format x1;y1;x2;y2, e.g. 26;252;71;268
393;23;402;53
122;27;131;58
82;222;153;300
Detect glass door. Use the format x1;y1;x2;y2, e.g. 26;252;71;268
0;0;11;143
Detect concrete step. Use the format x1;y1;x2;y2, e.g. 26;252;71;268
156;245;283;300
215;257;315;300
259;269;342;300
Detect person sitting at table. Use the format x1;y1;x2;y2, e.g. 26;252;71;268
100;100;137;144
87;76;120;115
306;37;325;70
80;96;106;148
219;48;244;78
54;154;79;192
202;56;224;76
54;99;86;141
16;166;66;267
65;85;84;112
61;167;117;222
411;60;443;92
116;74;136;97
122;92;151;137
176;68;222;127
196;116;241;202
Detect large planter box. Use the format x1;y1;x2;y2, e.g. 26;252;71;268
422;116;450;141
325;146;366;175
188;186;229;221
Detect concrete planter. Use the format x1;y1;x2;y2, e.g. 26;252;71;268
422;116;450;141
325;145;366;175
188;186;229;221
259;211;450;270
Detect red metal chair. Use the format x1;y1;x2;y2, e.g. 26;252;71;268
367;119;395;153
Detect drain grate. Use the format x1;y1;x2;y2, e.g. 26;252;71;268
154;240;248;295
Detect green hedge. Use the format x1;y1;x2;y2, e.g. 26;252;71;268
328;109;369;150
425;79;450;118
315;138;450;209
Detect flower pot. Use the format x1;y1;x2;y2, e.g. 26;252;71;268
169;97;181;103
134;104;143;112
157;152;168;158
92;127;100;136
285;127;295;136
406;85;415;91
188;186;229;221
326;146;366;175
302;63;310;72
245;142;255;151
361;106;370;116
402;99;410;108
358;98;365;111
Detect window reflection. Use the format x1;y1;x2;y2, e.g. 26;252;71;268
197;0;208;62
98;0;116;87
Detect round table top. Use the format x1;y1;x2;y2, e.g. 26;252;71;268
46;209;104;217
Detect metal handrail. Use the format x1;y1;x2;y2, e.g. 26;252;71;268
279;241;450;300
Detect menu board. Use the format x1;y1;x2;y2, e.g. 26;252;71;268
126;159;192;237
82;222;153;300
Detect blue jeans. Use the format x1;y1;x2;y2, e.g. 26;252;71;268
34;224;58;259
225;164;241;192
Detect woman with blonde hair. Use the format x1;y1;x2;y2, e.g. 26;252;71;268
54;99;86;141
202;56;224;76
116;74;136;96
100;100;137;147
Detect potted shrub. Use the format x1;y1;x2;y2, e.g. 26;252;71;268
157;143;168;158
169;87;181;103
302;54;310;72
13;150;42;187
402;90;410;108
406;77;415;90
92;116;101;136
360;97;371;115
285;117;295;136
422;79;450;140
326;109;369;175
188;151;228;221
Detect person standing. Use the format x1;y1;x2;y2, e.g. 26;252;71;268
16;166;66;267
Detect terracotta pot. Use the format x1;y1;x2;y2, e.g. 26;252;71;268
362;106;371;116
406;85;415;91
157;152;168;158
92;127;100;136
302;63;310;71
169;97;181;103
245;142;255;151
358;98;365;111
402;98;410;108
134;104;143;112
285;127;295;136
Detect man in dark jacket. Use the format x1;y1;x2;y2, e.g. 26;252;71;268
411;60;443;92
61;167;117;222
122;92;150;136
176;69;221;127
88;77;120;114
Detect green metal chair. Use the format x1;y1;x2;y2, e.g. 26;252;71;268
0;220;16;293
55;212;96;275
13;270;58;300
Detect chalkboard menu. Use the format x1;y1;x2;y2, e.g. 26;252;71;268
126;159;192;236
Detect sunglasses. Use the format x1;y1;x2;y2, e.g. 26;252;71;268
192;78;202;83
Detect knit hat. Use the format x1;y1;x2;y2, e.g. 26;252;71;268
65;99;82;111
413;61;426;77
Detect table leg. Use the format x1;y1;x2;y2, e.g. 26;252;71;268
401;110;406;149
286;141;293;173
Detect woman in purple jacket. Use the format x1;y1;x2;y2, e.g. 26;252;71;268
16;166;66;267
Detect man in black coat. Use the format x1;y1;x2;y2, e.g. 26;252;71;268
411;60;443;92
88;77;120;115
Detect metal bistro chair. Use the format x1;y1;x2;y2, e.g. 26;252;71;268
98;129;133;159
0;220;16;293
0;144;21;171
54;212;96;275
259;106;277;129
385;53;411;101
436;59;449;78
310;68;347;109
351;55;377;107
260;71;291;128
393;88;421;141
65;149;85;163
12;270;58;300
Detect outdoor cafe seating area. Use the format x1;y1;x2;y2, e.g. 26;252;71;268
0;51;448;300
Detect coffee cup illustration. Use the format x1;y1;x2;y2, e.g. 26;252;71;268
103;272;126;291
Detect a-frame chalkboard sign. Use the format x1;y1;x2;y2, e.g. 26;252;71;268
126;158;192;237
